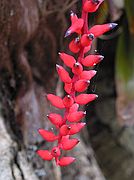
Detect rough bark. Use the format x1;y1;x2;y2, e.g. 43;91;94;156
0;114;39;180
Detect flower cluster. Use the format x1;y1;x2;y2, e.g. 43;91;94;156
36;0;117;166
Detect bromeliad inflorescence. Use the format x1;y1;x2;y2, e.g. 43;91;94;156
36;0;117;166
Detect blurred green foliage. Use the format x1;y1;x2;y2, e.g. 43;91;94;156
116;0;134;97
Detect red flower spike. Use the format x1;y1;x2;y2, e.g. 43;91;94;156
72;62;83;75
80;33;94;47
89;23;118;37
64;83;72;94
83;0;104;13
36;150;53;161
58;157;76;166
69;38;81;53
59;53;76;68
60;125;71;136
61;136;79;150
63;95;74;108
74;79;90;92
47;113;63;127
80;70;97;80
51;147;61;157
47;94;65;109
38;129;58;142
67;111;86;122
69;123;86;135
56;65;72;83
75;94;98;105
69;103;79;113
36;0;112;167
82;55;104;67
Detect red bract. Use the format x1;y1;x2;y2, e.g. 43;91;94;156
56;64;72;83
74;79;90;92
80;33;94;47
70;11;78;24
60;124;71;136
83;0;104;13
82;54;104;67
89;23;118;37
38;129;58;142
69;123;86;135
72;62;83;75
51;147;61;157
58;157;75;166
64;83;72;94
61;136;79;150
67;111;86;122
84;45;92;53
69;103;79;113
37;0;117;167
47;113;63;127
47;94;65;109
69;37;81;53
36;150;53;161
75;94;98;105
80;70;97;80
63;95;74;108
59;53;76;68
65;13;84;37
59;122;85;136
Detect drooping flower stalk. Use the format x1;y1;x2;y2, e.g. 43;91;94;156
36;0;117;166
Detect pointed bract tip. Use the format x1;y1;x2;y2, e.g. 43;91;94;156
67;95;71;98
75;37;80;43
82;122;86;126
84;111;86;115
56;64;60;68
37;128;41;133
38;128;42;133
100;55;104;60
87;33;95;40
74;62;79;67
87;80;90;84
58;52;61;55
93;70;97;75
67;125;71;130
47;114;49;117
92;0;100;4
70;10;75;16
72;157;76;161
96;95;99;98
64;29;71;38
109;23;118;29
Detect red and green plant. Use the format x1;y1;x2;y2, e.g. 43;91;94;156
36;0;117;166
